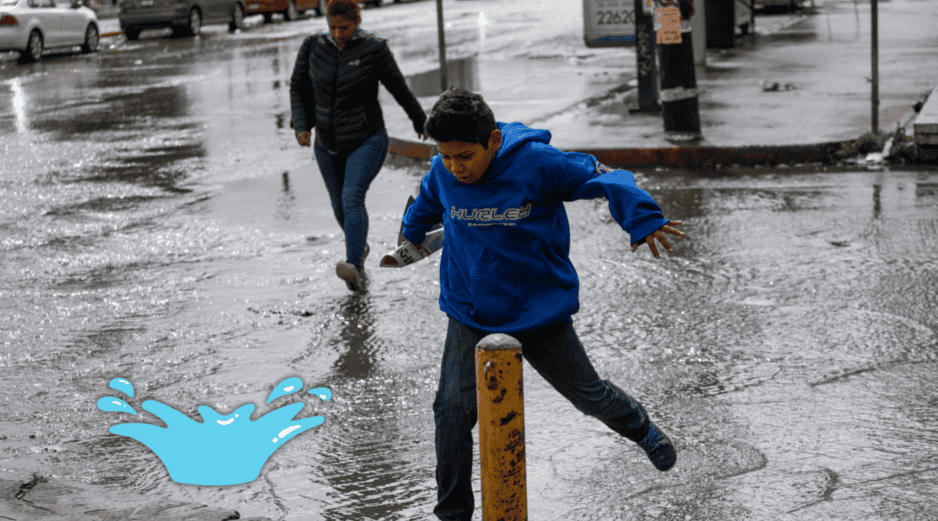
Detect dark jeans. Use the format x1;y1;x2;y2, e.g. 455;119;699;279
433;317;650;521
313;129;389;268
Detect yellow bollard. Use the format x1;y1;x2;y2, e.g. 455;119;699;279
475;333;527;521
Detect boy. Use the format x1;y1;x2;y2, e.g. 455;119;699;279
400;88;683;521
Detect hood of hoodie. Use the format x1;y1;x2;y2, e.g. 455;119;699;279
474;121;552;183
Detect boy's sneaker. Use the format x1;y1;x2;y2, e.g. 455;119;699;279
637;423;676;472
336;261;364;291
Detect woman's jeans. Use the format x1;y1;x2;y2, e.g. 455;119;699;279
433;317;651;521
313;129;389;268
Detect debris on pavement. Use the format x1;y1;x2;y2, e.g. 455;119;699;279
759;79;796;91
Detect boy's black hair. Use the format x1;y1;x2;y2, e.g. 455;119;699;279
327;0;361;23
424;87;497;148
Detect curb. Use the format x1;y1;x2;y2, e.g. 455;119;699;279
570;141;854;168
389;135;855;169
388;92;937;169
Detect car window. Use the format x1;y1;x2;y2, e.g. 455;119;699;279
0;0;20;6
41;0;56;7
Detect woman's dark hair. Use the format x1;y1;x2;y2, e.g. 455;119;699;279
425;87;497;148
327;0;361;24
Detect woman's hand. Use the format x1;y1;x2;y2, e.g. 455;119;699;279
296;131;311;147
631;220;684;259
417;132;428;142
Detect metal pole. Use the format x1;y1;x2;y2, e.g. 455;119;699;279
750;0;755;33
475;334;526;521
870;0;879;134
631;0;661;113
436;0;448;94
658;0;702;141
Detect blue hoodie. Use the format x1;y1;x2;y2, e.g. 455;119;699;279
402;122;668;334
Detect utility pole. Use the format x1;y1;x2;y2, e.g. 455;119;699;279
656;0;701;141
631;0;661;113
870;0;879;134
436;0;447;94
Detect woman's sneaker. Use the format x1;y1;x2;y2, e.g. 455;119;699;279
336;261;364;291
334;244;370;291
637;423;676;471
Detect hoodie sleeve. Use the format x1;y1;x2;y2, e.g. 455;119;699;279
547;149;668;245
289;35;316;135
376;41;427;136
401;163;446;244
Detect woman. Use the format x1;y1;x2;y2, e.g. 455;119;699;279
290;0;427;291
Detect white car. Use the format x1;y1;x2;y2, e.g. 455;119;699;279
0;0;99;63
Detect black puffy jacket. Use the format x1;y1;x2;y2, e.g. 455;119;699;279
290;29;427;155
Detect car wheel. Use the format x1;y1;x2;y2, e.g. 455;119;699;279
263;11;273;23
229;2;244;31
81;23;99;53
282;0;297;21
314;0;326;16
124;26;141;40
176;8;201;37
370;0;380;7
18;30;42;63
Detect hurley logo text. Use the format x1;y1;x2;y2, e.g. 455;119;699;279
450;203;531;227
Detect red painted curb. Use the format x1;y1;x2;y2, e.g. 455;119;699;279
574;142;852;168
389;136;853;169
388;137;437;161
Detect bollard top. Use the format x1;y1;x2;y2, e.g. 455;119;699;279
476;333;522;351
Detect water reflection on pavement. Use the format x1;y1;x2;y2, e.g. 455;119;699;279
1;15;938;520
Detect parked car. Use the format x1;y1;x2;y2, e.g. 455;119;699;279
755;0;804;12
245;0;324;23
0;0;99;63
118;0;245;40
249;0;402;25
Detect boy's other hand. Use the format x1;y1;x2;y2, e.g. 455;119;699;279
631;220;684;259
296;131;311;147
402;238;426;253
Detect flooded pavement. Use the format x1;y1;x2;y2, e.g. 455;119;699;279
3;6;938;521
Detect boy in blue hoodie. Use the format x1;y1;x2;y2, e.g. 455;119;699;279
401;88;684;521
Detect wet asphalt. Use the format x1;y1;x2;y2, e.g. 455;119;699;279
2;2;938;520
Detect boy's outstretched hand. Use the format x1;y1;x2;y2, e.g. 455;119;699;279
632;220;684;259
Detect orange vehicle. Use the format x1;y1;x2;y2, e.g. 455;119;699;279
245;0;325;23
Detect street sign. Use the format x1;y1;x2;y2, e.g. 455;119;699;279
655;5;681;44
583;0;637;47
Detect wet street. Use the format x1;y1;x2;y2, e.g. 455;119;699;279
2;2;938;520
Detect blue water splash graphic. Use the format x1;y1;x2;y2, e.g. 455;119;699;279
266;377;303;404
97;377;332;486
308;387;332;401
96;396;137;415
109;378;134;398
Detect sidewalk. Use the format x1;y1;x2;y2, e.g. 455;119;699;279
379;0;936;168
95;1;935;167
